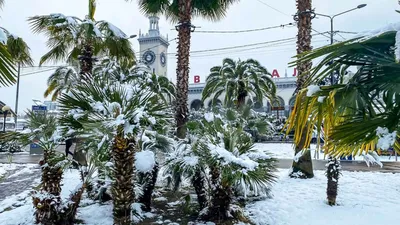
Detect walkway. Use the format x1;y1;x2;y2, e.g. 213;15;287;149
1;154;400;173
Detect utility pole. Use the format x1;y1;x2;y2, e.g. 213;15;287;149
14;63;21;126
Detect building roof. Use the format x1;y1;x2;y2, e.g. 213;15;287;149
0;101;16;117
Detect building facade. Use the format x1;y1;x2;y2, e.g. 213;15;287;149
188;77;296;118
138;16;169;77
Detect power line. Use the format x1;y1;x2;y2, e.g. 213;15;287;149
254;0;291;17
194;23;294;34
20;68;57;77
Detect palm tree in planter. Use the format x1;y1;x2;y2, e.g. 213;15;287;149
133;0;239;138
202;58;276;108
58;67;171;225
326;157;340;205
28;0;135;80
166;107;277;223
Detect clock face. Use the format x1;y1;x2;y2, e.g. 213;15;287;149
160;52;166;66
142;50;156;65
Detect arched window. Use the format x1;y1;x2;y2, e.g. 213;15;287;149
190;99;203;111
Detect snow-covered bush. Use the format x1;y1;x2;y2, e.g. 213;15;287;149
165;107;277;223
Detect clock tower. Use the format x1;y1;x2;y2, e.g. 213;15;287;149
138;16;169;77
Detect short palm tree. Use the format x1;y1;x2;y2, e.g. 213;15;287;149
134;0;239;138
166;107;276;223
58;65;171;225
326;157;340;206
285;16;400;157
29;0;135;79
202;58;276;108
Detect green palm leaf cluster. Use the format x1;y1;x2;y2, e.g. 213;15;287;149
28;0;135;67
286;27;400;157
165;106;276;221
202;58;276;108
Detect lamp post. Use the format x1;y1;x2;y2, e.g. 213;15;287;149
315;4;367;84
2;105;11;132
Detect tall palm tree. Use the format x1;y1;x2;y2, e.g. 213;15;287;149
3;31;34;121
135;0;239;138
29;0;135;80
202;58;276;108
290;0;314;178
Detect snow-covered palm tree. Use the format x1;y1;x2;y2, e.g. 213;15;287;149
202;58;276;108
166;107;277;223
58;65;172;225
29;0;135;80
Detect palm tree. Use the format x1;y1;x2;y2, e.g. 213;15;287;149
201;58;276;108
135;0;239;139
289;0;314;178
58;67;171;225
1;29;34;121
28;0;135;80
44;62;79;101
166;106;277;222
286;27;400;157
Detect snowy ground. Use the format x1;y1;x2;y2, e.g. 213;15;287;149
1;165;399;225
0;163;37;179
246;169;400;225
254;143;399;161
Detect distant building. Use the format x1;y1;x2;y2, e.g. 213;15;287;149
188;77;296;119
137;17;297;118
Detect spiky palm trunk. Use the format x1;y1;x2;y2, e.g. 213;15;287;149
112;129;135;225
291;0;314;178
326;157;340;206
79;43;94;80
192;169;208;210
205;166;232;222
175;0;192;139
33;150;63;225
138;162;159;212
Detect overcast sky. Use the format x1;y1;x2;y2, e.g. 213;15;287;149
0;0;398;113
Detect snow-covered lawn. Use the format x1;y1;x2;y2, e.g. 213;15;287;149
254;143;399;161
246;169;400;225
1;166;399;225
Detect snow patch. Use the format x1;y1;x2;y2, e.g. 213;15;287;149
135;150;156;173
376;127;397;150
306;85;320;97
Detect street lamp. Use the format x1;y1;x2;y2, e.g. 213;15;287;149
315;4;367;84
2;105;11;132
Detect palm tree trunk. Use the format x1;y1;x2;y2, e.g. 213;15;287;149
138;162;159;212
192;169;208;210
291;0;314;178
79;43;94;80
111;129;135;225
204;166;232;222
326;157;340;206
175;0;192;139
33;150;63;225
